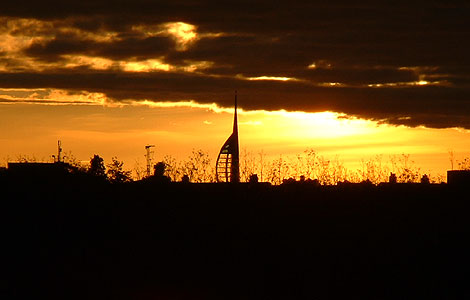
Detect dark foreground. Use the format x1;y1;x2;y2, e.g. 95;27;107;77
4;177;470;299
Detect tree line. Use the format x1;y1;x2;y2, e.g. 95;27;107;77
8;148;470;184
158;148;450;184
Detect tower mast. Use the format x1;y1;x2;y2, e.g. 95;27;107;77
145;145;155;177
231;91;239;182
57;140;62;163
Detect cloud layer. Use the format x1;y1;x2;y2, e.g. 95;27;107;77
1;1;470;128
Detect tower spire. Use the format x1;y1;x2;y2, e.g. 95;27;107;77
233;91;238;133
215;92;240;183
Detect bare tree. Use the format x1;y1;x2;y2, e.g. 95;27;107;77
449;150;455;170
458;156;470;170
257;150;267;182
303;148;318;180
390;154;421;183
63;150;87;172
240;149;256;182
16;154;39;163
181;149;214;183
359;155;388;184
268;155;290;185
162;155;182;182
133;159;146;181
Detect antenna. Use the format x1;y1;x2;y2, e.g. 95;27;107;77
57;140;62;163
145;145;155;177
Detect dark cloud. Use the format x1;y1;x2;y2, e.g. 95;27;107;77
1;1;470;128
1;70;470;129
24;34;173;61
0;98;95;105
24;34;96;62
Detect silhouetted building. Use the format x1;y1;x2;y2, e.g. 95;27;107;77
249;174;259;183
389;173;397;184
215;92;240;183
447;170;470;185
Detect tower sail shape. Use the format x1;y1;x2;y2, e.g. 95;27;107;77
216;92;240;183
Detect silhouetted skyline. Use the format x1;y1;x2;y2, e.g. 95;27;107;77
1;2;470;182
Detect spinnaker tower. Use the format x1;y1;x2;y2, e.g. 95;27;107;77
215;92;240;183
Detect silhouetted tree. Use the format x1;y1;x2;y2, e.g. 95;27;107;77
268;155;289;185
152;162;171;183
181;149;214;183
421;174;430;184
107;157;131;183
181;174;190;183
449;150;455;170
154;162;165;177
458;157;470;170
146;148;443;185
88;155;106;177
390;154;421;183
133;159;146;181
389;173;397;184
241;149;256;182
162;155;181;182
62;151;87;173
16;154;39;163
359;155;389;184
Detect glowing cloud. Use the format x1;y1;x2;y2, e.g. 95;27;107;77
0;88;108;105
133;21;198;51
63;55;115;70
162;22;198;50
238;75;298;81
366;80;445;88
120;59;171;72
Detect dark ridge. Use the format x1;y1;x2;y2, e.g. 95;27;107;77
3;173;470;299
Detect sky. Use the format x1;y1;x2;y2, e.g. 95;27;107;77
1;1;470;179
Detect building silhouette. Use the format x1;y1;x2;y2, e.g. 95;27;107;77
215;92;240;183
447;170;470;185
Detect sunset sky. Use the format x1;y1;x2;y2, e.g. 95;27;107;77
1;1;470;179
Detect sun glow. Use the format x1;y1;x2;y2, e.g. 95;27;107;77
1;99;470;181
273;111;375;138
1;86;469;180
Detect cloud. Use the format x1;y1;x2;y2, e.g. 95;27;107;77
0;2;469;129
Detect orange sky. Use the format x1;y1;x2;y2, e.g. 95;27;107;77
2;99;469;181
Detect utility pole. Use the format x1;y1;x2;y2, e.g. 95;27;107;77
57;140;62;163
53;140;63;163
145;145;155;177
